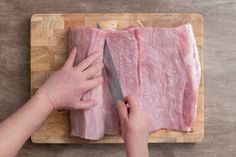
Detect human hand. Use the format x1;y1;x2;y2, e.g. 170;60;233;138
117;95;149;157
37;47;104;110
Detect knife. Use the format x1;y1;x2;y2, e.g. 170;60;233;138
103;39;125;105
96;22;125;105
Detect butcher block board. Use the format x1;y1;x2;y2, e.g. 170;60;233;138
30;13;204;143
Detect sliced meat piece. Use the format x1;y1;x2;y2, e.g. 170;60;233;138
104;28;141;135
176;24;201;128
68;27;107;140
135;24;200;131
106;28;141;104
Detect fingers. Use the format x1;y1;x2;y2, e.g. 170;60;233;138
64;47;77;69
75;52;102;72
76;99;97;109
116;100;128;120
125;95;139;113
83;63;104;79
84;76;103;90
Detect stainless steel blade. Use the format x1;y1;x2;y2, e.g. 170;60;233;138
96;22;124;105
103;40;124;105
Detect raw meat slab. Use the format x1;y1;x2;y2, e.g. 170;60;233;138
68;24;200;140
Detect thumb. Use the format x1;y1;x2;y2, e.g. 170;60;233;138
116;100;128;120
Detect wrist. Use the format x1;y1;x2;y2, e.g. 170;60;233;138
125;141;149;157
125;136;149;157
34;88;54;113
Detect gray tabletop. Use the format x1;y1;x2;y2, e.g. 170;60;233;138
0;0;236;157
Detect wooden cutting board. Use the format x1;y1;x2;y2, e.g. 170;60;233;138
30;13;204;143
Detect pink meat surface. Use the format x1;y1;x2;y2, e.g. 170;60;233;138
106;29;141;104
68;27;119;140
68;24;201;140
136;24;200;132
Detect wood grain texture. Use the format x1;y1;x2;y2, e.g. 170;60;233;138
0;0;235;156
30;13;204;143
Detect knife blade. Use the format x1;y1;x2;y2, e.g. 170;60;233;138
96;22;125;106
103;40;125;105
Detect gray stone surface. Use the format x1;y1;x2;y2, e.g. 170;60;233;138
0;0;236;156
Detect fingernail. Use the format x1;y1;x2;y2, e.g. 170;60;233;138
116;100;122;105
